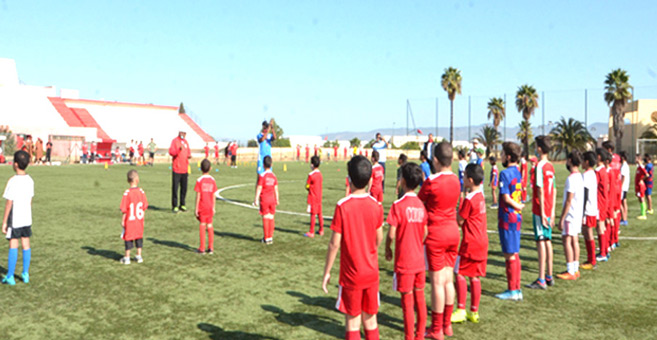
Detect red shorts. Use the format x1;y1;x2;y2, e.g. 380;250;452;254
454;255;487;278
370;191;383;203
636;183;646;198
393;271;425;293
198;213;213;224
425;226;460;272
259;201;276;215
308;202;322;215
598;207;608;220
585;216;597;228
336;285;379;316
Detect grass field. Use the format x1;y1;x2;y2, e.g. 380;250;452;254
0;159;656;340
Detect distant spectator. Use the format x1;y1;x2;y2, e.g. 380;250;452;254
147;138;157;166
34;138;44;164
372;132;389;191
45;138;53;165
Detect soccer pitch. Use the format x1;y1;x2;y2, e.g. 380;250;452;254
0;160;655;339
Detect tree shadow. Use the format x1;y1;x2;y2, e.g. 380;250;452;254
81;246;123;261
215;231;259;242
261;304;343;339
147;237;195;252
197;322;279;340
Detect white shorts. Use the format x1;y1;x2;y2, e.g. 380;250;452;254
562;220;582;236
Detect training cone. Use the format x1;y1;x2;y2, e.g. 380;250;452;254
188;165;192;174
284;164;287;172
104;162;108;170
197;160;201;168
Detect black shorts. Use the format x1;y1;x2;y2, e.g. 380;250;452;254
6;226;32;240
129;151;134;158
149;152;155;158
125;238;143;250
231;155;236;162
622;191;627;200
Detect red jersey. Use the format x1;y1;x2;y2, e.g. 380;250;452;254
532;160;556;216
343;147;347;158
214;144;219;157
230;143;238;155
120;187;149;241
313;145;319;156
607;166;620;212
418;172;460;231
595;165;609;219
306;169;323;205
257;170;278;203
204;146;209;158
168;136;191;174
138;143;144;155
82;144;88;155
91;143;97;153
333;146;338;157
114;147;119;158
305;146;310;158
370;163;384;197
386;193;427;274
194;175;217;215
636;165;647;189
330;194;384;289
296;146;300;158
458;190;488;260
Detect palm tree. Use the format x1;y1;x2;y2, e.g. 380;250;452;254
549;117;595;159
487;97;505;154
475;125;501;158
441;67;462;145
515;85;539;154
516;120;533;155
604;69;633;151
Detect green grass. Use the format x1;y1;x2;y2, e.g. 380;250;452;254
0;160;655;339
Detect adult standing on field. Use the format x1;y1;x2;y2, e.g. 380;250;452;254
45;138;53;165
257;119;276;176
169;130;191;213
423;133;436;173
372;132;389;191
147;138;157;166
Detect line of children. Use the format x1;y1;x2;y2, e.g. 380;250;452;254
195;159;217;254
305;156;324;238
489;156;498;209
254;156;279;245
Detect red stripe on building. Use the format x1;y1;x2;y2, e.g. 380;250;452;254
70;108;114;142
179;113;214;142
48;97;84;126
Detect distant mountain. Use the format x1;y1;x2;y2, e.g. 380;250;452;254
323;122;608;142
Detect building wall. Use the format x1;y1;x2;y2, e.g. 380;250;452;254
613;99;657;157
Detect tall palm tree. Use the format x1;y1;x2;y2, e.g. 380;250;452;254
516;120;533;155
549;117;595;159
475;125;501;158
487;97;505;154
515;85;539;154
604;69;633;151
441;67;462;145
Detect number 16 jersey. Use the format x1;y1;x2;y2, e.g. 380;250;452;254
120;187;149;241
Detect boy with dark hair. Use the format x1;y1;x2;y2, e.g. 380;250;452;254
419;151;431;182
305;156;324;238
527;136;556;290
557;151;584;280
396;153;410;199
645;154;654;215
2;151;34;285
369;151;384;203
322;155;384;340
451;163;488;325
119;170;148;264
195;159;217;254
418;142;461;339
254;156;279;245
580;151;599;270
619;152;630;226
458;150;468;202
495;142;525;301
385;162;428;340
489;156;499;209
636;154;648;220
595;148;611;262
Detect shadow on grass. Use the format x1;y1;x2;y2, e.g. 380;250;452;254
252;224;300;236
81;246;123;261
147;238;195;252
216;231;259;242
261;305;342;339
198;322;279;340
147;205;168;211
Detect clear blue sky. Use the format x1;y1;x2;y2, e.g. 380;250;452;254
2;0;657;141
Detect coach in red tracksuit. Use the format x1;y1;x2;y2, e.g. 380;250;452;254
169;130;192;213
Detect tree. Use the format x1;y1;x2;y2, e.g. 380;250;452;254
441;67;462;145
475;125;501;158
487;97;505;154
549;117;595;159
399;141;421;150
270;121;290;147
515;84;539;154
323;139;339;148
247;139;258;147
178;102;186;114
349;137;361;148
0;127;16;156
364;139;376;148
604;68;633;151
516;120;533;155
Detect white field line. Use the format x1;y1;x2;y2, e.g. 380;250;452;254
217;183;657;241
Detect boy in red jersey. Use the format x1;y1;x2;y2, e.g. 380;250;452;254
520;153;529;203
527;136;556;290
204;143;210;160
322;155;384;340
580;151;599;270
119;170;148;264
489;156;499;209
230;142;238;168
603;141;622;249
385;162;428;340
254;156;279;245
334;145;339;162
603;150;619;254
635;155;648;220
90;142;97;163
452;163;488;325
214;142;220;164
595;148;610;262
305;144;310;163
305;156;324;238
369;151;385;203
81;142;88;164
195;159;217;254
418;142;461;340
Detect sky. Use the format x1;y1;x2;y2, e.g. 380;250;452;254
2;0;657;141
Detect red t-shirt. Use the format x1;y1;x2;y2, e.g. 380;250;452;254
306;169;323;205
82;144;88;154
204;146;209;158
91;144;97;153
120;187;149;241
214;144;219;157
458;190;488;261
532;160;556;216
138;144;144;155
230;143;238;155
330;194;384;289
168;137;191;174
386;193;427;274
258;170;278;203
595;165;609;218
636;165;647;189
194;175;217;215
370;163;384;196
418;172;460;232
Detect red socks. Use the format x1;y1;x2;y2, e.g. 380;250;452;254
598;232;607;256
345;331;360;340
505;256;521;291
470;278;481;312
456;275;467;309
262;218;269;239
364;328;379;340
515;257;522;290
443;304;453;334
199;224;206;251
585;240;595;264
271;218;276;238
309;214;316;234
413;289;427;339
505;258;514;291
318;210;324;233
401;293;414;340
431;311;443;334
207;227;214;251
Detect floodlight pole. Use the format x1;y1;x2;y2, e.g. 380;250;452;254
541;91;545;135
504;93;507;141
